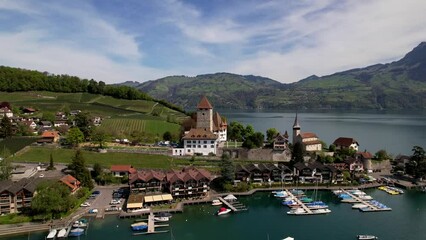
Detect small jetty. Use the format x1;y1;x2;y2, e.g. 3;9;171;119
217;195;248;212
132;212;169;236
336;189;392;212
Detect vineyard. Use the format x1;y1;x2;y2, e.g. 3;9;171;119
100;118;181;136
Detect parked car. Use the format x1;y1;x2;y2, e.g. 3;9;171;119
110;199;121;205
106;206;121;212
88;208;98;213
80;202;91;207
92;190;101;195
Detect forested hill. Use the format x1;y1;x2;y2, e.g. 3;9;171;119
0;66;184;113
125;42;426;110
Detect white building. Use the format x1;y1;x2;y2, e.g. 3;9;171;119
293;114;322;152
0;107;13;118
172;128;218;156
333;137;359;151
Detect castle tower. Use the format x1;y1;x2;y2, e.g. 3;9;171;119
292;113;301;145
196;96;213;131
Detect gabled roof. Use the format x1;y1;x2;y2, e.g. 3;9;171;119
60;174;80;190
182;128;218;140
344;157;362;165
130;169;165;184
235;164;250;173
166;167;212;184
333;137;359;147
0;180;14;193
41;130;60;138
356;151;373;159
213;112;227;131
110;165;137;173
300;132;318;139
197;96;213;109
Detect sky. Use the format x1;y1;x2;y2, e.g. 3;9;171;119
0;0;425;84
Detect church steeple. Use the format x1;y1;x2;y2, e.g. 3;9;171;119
292;113;301;145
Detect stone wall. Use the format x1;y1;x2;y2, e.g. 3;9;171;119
221;148;291;162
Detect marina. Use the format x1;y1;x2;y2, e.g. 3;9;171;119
334;189;392;212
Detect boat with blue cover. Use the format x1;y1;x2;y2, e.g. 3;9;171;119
131;222;148;231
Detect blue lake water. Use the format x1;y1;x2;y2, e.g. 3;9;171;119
219;111;426;155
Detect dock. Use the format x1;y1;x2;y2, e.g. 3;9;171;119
339;189;392;212
132;212;169;236
217;197;248;212
284;189;313;214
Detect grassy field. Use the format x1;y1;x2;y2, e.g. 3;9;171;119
99;118;181;136
0;137;38;157
10;147;221;170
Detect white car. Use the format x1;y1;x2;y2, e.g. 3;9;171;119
39;174;44;178
80;202;91;207
110;199;121;205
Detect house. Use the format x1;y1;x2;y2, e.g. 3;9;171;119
0;178;42;214
70;110;81;116
92;116;102;126
333;137;359;151
21;120;37;130
111;165;137;178
22;107;36;115
129;170;165;193
234;163;293;183
292;114;322;152
59;174;81;193
272;131;289;150
344;157;364;172
0;107;13;118
166;167;212;198
180;128;219;156
38;121;52;128
293;162;341;183
355;151;374;172
37;130;60;143
55;112;67;119
196;96;227;142
53;120;68;127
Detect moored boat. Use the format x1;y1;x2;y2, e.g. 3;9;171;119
357;234;378;239
211;199;222;206
68;228;84;237
352;204;368;209
56;228;67;238
46;229;57;240
154;216;170;222
217;207;232;215
131;222;148;231
286;208;306;215
311;208;331;214
72;220;87;228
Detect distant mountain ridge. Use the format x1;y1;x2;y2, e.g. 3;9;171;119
125;42;426;110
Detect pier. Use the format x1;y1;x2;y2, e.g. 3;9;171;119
284;189;313;214
132;212;169;236
339;189;392;212
217;196;248;212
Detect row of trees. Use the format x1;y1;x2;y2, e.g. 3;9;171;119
227;122;264;149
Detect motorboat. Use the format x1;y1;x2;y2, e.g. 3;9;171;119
286;208;306;215
46;229;57;239
68;228;84;237
131;222;148;231
306;203;329;210
217;207;232;215
154;216;170;222
211;199;222;206
273;190;288;198
311;208;331;214
352;204;369;209
56;228;67;238
357;235;378;239
156;212;172;218
72;220;87;228
299;197;313;203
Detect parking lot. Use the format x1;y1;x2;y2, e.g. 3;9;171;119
80;186;128;214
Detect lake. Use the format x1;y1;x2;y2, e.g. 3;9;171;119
5;190;426;240
219;110;426;155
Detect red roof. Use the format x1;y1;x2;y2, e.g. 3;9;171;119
333;137;358;147
357;151;373;159
60;174;80;190
197;96;213;109
182;128;217;140
110;165;137;173
41;130;59;138
300;132;318;138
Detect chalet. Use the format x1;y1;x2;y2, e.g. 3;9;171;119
110;165;137;178
55;112;66;119
272;131;289;151
54;120;68;127
333;137;359;151
92;116;102;126
293;162;342;183
129;170;165;193
37;130;60;143
0;107;13;118
292;114;322;152
344;157;364;172
21;120;37;129
0;178;42;214
59;174;81;193
70;110;81;116
38;121;52;128
166;167;212;198
235;163;293;183
22;107;36;114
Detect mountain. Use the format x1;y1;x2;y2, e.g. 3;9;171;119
127;42;426;110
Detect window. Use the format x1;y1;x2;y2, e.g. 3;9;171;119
211;140;214;144
204;145;207;148
211;145;214;148
198;145;201;148
186;145;191;148
203;140;207;144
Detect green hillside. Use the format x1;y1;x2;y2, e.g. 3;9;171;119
130;43;426;110
1;91;186;137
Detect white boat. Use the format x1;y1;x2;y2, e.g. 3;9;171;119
211;199;222;206
359;195;373;200
154;216;170;222
46;229;57;239
56;228;67;238
352;204;369;209
286;208;306;215
311;208;331;214
217;207;232;215
73;220;87;228
273;190;288;198
357;235;378;239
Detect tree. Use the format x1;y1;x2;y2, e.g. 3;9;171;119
66;127;84;147
242;132;264;149
244;125;255;139
406;146;426;179
375;149;390;160
91;128;108;149
74;112;93;139
0;115;13;138
227;121;245;141
31;181;76;220
220;153;235;183
292;142;304;162
266;128;278;142
328;144;336;152
0;156;13;180
41;112;55;123
46;153;56;171
68;149;93;189
163;131;172;141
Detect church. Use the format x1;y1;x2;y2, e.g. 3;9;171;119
172;96;227;156
292;114;322;152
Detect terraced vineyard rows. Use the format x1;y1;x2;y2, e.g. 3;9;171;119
100;118;180;135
